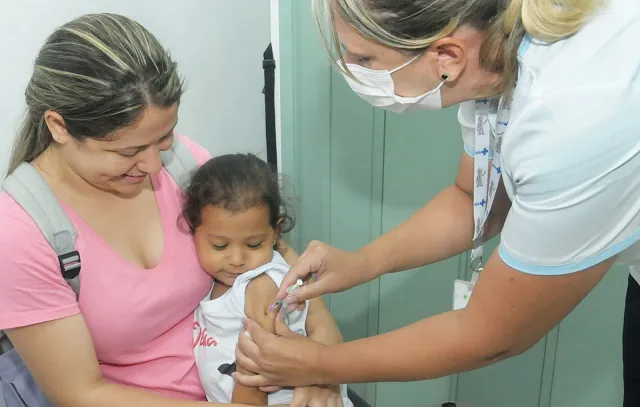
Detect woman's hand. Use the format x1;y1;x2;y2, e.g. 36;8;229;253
233;313;328;388
275;241;372;310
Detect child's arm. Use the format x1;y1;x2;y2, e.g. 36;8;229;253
305;298;344;346
232;274;279;406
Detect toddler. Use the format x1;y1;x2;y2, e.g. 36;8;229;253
183;153;352;406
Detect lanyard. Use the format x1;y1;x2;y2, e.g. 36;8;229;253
470;97;511;283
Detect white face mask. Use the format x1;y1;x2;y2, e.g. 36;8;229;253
340;54;446;114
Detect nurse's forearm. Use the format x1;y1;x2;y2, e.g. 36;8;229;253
359;184;503;277
318;310;509;384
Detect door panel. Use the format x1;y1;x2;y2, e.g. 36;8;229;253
548;266;626;407
376;109;463;406
455;235;547;407
327;69;383;402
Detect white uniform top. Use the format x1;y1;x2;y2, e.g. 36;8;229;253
458;0;640;279
193;251;352;406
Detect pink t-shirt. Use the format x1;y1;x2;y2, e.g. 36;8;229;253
0;134;213;400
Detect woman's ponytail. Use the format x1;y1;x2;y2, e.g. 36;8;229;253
480;0;601;93
519;0;602;42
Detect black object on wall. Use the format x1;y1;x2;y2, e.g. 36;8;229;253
347;388;373;407
262;43;278;171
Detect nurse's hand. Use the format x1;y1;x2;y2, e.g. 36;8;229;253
290;386;343;407
233;313;327;389
275;241;372;311
265;384;343;407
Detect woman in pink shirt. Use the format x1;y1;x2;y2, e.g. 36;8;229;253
0;13;343;407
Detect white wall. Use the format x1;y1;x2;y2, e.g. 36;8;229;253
0;0;272;178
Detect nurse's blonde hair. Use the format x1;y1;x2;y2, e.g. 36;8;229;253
7;13;184;175
315;0;602;92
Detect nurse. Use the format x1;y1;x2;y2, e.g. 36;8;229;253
234;0;640;404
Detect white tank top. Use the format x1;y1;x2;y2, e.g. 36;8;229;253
194;251;350;405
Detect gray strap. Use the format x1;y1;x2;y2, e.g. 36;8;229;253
161;136;198;192
0;137;196;307
0;163;80;297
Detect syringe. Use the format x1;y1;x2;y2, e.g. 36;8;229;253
271;278;304;312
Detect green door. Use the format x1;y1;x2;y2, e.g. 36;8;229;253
278;1;626;406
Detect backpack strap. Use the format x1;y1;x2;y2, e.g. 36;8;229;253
1;163;81;298
0;137;198;355
0;165;78;355
0;136;197;302
160;136;198;192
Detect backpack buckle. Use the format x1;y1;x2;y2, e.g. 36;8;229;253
58;251;81;280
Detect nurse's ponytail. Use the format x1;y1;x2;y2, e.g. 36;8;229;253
511;0;601;42
479;0;602;90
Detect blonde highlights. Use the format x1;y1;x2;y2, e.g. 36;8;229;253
8;13;184;174
314;0;602;90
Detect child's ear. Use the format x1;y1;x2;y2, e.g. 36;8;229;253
273;217;284;249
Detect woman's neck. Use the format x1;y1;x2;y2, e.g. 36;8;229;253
441;24;508;106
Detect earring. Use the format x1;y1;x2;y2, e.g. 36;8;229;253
440;73;449;81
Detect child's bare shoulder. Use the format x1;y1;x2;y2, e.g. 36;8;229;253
244;273;279;332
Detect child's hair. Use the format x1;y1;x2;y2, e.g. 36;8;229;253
182;153;295;237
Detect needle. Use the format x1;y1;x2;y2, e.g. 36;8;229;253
271;278;303;311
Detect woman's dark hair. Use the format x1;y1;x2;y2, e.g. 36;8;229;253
8;13;184;174
182;153;295;237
